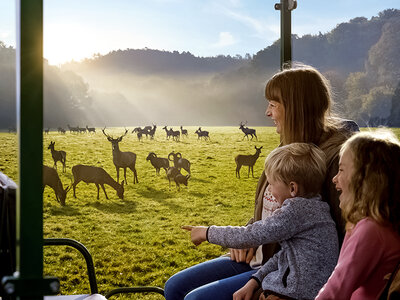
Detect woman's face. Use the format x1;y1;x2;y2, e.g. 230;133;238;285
332;148;355;209
266;100;285;134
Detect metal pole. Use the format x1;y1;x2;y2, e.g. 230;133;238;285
275;0;296;69
2;2;60;295
17;0;44;298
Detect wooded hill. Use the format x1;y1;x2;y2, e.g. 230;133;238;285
0;9;399;128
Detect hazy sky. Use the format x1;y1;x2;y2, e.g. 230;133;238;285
1;0;399;65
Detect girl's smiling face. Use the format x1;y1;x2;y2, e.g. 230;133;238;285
332;148;355;209
266;100;285;134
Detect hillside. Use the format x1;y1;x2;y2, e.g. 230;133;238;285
0;9;399;128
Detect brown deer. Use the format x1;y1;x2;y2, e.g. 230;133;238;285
71;164;124;200
166;166;190;190
102;128;138;184
48;141;67;172
43;165;70;206
235;146;263;178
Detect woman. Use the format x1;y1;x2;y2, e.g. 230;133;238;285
164;63;358;300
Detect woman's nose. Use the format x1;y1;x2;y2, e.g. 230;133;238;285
265;109;271;117
332;174;338;184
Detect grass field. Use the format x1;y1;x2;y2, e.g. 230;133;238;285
2;126;399;299
0;126;280;298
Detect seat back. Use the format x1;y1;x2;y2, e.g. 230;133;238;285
379;262;400;300
0;172;17;299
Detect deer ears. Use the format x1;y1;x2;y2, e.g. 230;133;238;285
289;181;299;197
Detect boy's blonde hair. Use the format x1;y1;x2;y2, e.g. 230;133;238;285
265;143;327;197
340;130;400;234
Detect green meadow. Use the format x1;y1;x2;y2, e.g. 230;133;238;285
1;127;399;299
0;126;279;298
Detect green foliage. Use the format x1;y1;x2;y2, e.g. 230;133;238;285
0;127;279;298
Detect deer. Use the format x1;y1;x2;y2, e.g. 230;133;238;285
168;152;191;174
195;127;210;140
43;165;70;206
102;128;138;184
239;121;257;141
67;124;79;133
180;126;188;138
162;126;173;140
146;152;169;175
48;141;67;173
148;124;157;140
166;166;190;190
235;146;263;178
71;164;124;200
169;128;180;141
86;125;96;133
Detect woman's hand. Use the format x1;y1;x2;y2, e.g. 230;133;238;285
181;225;208;245
233;278;259;300
230;248;255;263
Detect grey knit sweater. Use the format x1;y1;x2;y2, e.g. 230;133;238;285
207;196;339;300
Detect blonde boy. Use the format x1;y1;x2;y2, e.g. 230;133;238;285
184;143;339;300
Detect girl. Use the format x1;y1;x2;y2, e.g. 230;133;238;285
316;130;400;300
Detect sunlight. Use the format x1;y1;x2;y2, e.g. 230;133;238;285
43;23;107;65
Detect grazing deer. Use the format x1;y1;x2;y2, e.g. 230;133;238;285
166;166;190;190
48;141;67;172
43;165;70;206
102;128;138;184
71;164;124;200
239;122;257;141
235;146;263;178
86;125;96;133
195;127;210;140
44;128;50;134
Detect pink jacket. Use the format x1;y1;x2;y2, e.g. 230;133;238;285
316;218;400;300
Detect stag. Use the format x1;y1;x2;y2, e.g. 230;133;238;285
102;128;138;184
48;141;67;172
239;122;257;141
235;146;263;178
71;164;124;200
43;165;70;206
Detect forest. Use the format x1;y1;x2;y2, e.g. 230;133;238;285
0;9;399;129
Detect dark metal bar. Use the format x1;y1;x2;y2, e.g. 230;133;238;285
275;0;296;69
16;0;44;299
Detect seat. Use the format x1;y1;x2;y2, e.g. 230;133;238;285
379;262;400;300
43;238;165;299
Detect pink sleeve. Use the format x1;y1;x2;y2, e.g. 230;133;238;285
316;219;383;299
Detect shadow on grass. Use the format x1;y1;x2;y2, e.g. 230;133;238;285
49;205;81;216
136;186;171;200
88;199;138;214
189;177;211;183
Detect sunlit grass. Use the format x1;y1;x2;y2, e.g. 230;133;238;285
1;126;279;298
2;126;399;298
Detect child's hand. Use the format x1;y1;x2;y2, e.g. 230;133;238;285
182;225;208;246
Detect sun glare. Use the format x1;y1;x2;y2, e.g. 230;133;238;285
44;23;104;65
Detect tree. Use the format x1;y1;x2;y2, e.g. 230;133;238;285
361;86;393;126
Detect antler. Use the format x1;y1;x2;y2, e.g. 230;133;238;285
102;127;113;141
176;152;182;158
168;152;175;161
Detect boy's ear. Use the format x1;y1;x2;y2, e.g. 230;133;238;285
289;182;299;197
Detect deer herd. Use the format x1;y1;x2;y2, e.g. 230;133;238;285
42;122;262;206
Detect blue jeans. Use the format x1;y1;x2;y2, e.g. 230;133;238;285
164;256;257;300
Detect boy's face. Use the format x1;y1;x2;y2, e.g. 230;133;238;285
333;148;355;209
267;176;293;205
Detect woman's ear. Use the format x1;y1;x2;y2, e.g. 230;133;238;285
289;181;299;197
